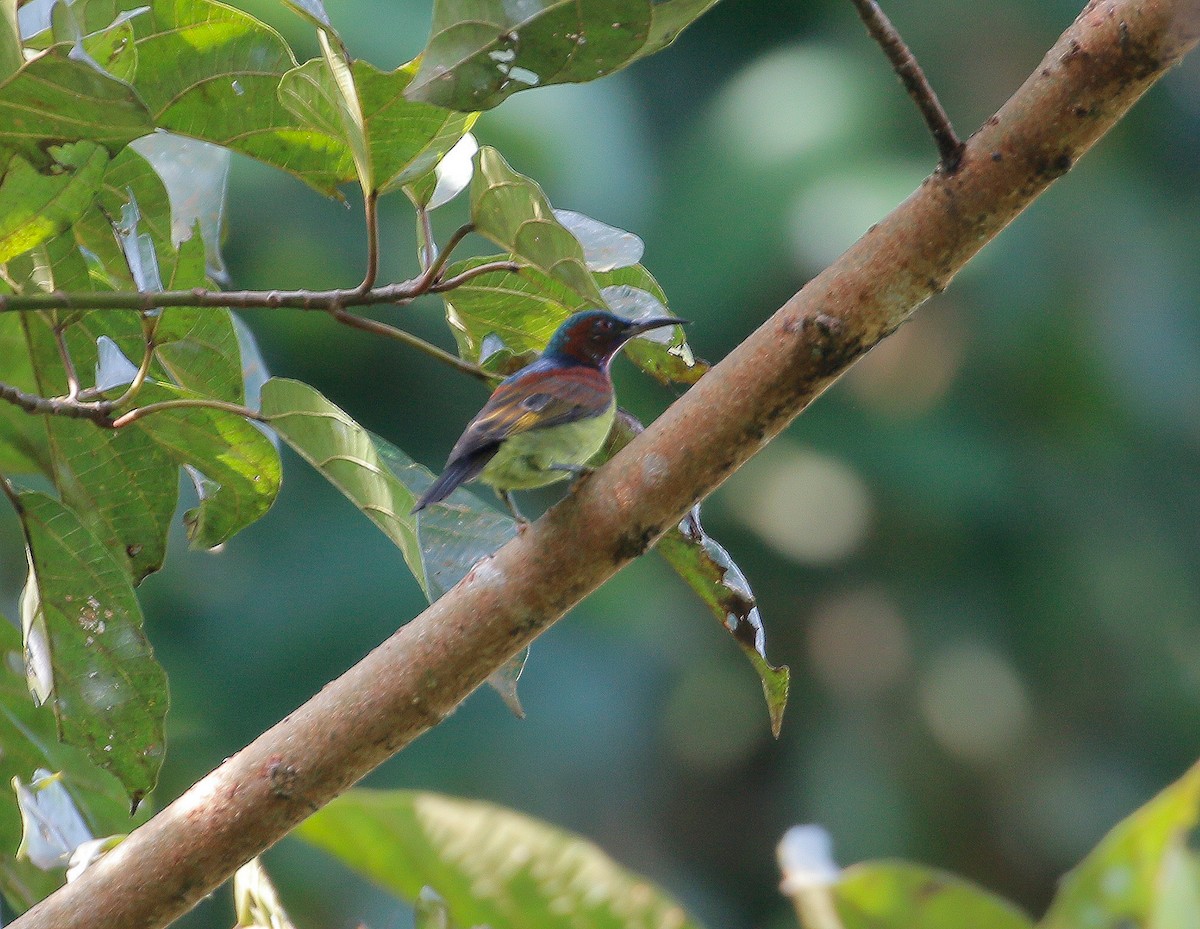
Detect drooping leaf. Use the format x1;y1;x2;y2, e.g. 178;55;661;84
598;413;785;735
233;857;299;929
261;378;515;601
658;508;789;738
0;143;109;265
470;146;605;304
12;768;93;870
832;862;1034;929
261;379;525;707
552;209;643;272
1041;759;1200;929
125;382;281;550
128;132;232;281
406;131;477;210
371;438;521;709
15;491;168;806
0;0;20;78
0;311;53;476
0;47;154;164
278;56;477;196
295;789;707;929
634;0;722;63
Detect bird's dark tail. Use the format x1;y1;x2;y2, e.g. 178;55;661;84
411;449;496;514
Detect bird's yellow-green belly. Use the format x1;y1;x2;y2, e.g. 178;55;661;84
478;401;616;491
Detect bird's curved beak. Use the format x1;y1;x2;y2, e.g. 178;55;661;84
627;315;689;336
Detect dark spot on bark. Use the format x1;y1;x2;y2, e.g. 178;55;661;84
267;757;298;798
986;114;1000;128
991;151;1003;162
800;313;867;376
1036;151;1074;179
614;526;656;561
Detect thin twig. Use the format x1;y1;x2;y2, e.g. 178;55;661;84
357;190;380;293
430;260;523;292
848;0;965;171
425;223;474;284
330;309;494;382
51;323;81;400
110;398;266;429
417;206;437;272
0;380;114;426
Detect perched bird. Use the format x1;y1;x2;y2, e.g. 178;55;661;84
413;309;686;521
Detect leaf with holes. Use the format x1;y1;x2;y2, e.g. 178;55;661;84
0;616;146;913
16;491;168;806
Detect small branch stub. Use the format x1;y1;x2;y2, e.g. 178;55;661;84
849;0;966;171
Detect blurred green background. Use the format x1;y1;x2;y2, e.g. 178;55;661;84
7;0;1200;925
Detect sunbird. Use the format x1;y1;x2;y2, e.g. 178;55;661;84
413;309;686;521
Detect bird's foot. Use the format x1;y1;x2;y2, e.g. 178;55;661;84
548;463;596;493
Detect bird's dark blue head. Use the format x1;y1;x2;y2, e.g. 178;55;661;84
542;309;687;369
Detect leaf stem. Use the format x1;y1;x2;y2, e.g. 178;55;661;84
110;398;266;429
329;308;494;382
848;0;965;171
51;323;81;401
357;190;380;293
430;260;522;292
417;206;437;271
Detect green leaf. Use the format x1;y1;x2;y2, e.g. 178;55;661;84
128;0;348;195
470;146;605;304
442;256;704;386
0;143;109;265
0;312;52;476
635;0;722;63
405;0;650;110
261;378;514;601
127;132;232;281
16;491;168;806
276;0;332;30
1041;759;1200;929
657;507;789;738
233;857;298;929
0;617;143;913
597;415;785;736
833;862;1034;929
0;0;21;79
278;56;477;196
596;265;707;386
295;789;707;929
0;47;154;164
126;383;281;550
17;254;179;584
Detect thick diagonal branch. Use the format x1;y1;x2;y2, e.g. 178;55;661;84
12;2;1199;928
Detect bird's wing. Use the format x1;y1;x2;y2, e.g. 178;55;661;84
446;365;612;463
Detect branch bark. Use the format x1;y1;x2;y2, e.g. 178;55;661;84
12;2;1199;927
